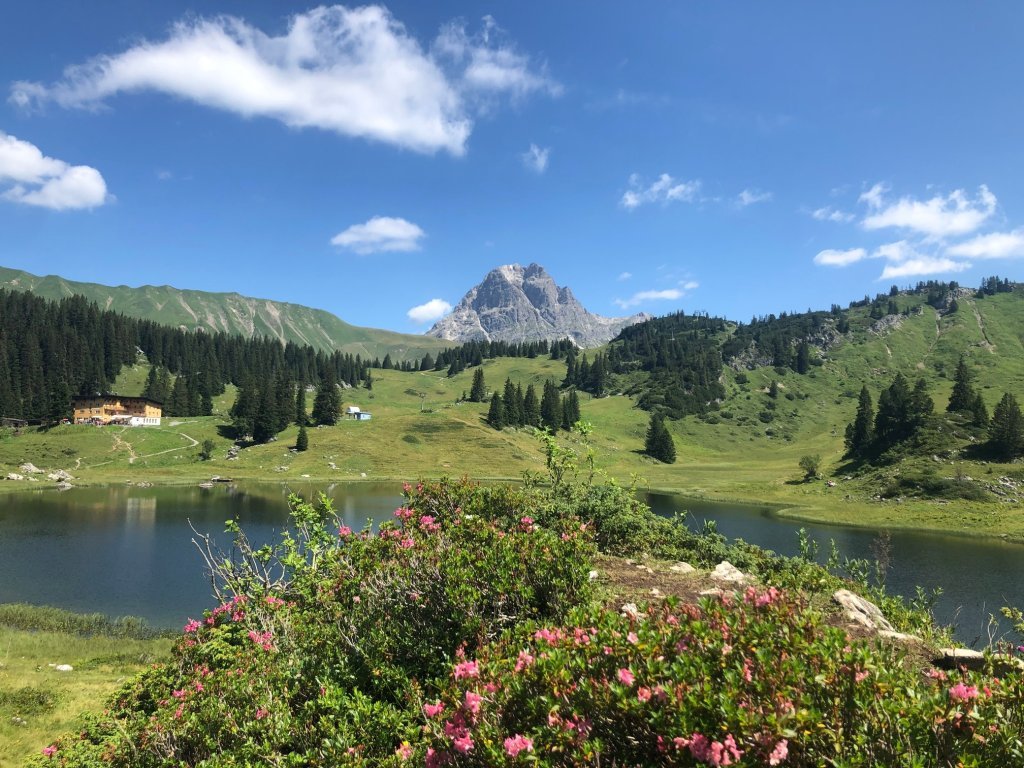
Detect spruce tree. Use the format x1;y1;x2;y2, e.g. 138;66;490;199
230;377;258;438
469;368;487;402
312;370;341;426
947;356;975;413
844;386;874;456
540;379;562;431
486;392;505;429
989;392;1024;459
513;384;525;427
523;384;540;427
502;378;517;425
296;425;309;452
168;375;190;416
795;341;810;374
644;412;676;463
252;384;277;443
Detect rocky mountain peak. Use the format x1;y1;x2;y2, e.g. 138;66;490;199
427;263;647;347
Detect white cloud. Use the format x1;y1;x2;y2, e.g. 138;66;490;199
613;280;697;309
862;185;996;238
331;216;425;254
858;182;888;210
614;289;682;309
880;257;971;280
811;206;854;223
521;143;549;173
813;247;868;267
11;7;558;156
0;131;108;210
434;15;560;100
621;172;701;210
736;188;772;207
617;271;632;281
407;298;452;324
947;229;1024;260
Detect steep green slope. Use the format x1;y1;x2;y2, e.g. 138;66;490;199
0;266;448;360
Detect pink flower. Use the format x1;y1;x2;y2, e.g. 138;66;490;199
172;689;186;699
255;707;269;720
464;690;482;715
183;619;201;634
396;742;414;760
399;537;415;549
453;660;479;680
515;650;535;672
949;682;979;701
637;686;652;702
627;631;639;645
617;668;635;686
42;746;57;757
768;739;788;766
423;701;445;718
353;595;361;604
452;734;474;754
338;525;352;537
504;734;533;757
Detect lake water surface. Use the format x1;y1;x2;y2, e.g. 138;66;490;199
0;483;1021;644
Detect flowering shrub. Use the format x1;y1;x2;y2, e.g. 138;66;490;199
421;588;1024;766
31;479;1024;767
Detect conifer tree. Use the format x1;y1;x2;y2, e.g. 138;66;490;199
252;384;277;443
644;412;676;463
523;384;540;427
487;392;505;429
514;383;525;427
168;375;190;416
503;378;517;425
469;368;487;402
795;341;810;374
989;392;1024;459
845;386;874;456
947;356;975;413
540;379;562;431
296;425;309;452
312;370;341;426
274;375;294;432
562;389;581;429
230;377;258;438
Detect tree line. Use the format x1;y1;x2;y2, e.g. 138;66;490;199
0;289;372;423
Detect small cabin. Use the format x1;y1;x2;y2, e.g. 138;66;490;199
72;394;162;426
345;406;372;421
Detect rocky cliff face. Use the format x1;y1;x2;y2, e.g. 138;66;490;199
427;263;647;347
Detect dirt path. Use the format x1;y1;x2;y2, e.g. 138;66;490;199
90;428;197;468
970;301;995;352
110;428;139;464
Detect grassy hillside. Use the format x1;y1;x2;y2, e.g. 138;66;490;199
0;266;449;361
2;286;1022;538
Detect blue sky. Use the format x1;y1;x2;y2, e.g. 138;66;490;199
2;2;1024;333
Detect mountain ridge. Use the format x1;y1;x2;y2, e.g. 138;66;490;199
428;262;647;347
0;266;449;361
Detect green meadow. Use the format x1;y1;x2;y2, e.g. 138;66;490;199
2;290;1024;540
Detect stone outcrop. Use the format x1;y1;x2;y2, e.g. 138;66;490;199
427;263;647;347
711;561;750;584
833;589;894;632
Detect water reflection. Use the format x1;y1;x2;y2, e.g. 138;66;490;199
0;484;1019;644
645;492;1024;645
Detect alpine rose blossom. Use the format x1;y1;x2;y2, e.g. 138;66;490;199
768;739;788;765
617;667;635;686
949;682;979;701
504;734;533;757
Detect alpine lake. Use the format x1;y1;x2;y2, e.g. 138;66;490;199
1;482;1021;645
